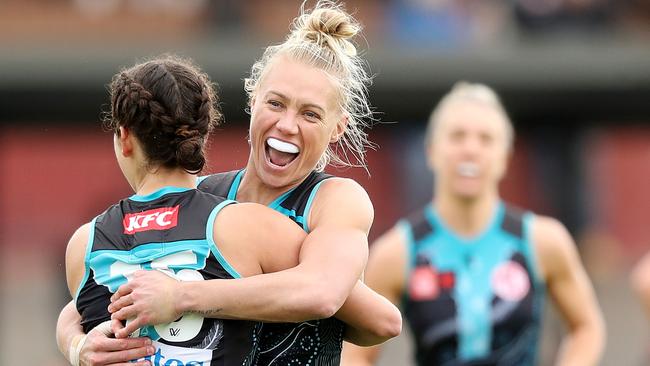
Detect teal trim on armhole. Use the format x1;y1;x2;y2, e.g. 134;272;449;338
267;188;295;210
206;200;241;278
196;175;209;185
74;217;98;303
227;170;245;200
520;212;544;288
302;180;326;233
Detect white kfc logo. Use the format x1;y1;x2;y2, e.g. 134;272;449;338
123;206;180;234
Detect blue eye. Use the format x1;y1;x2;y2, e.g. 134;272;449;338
304;111;321;121
268;100;282;109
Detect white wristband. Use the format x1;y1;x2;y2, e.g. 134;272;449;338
68;320;112;366
68;333;87;366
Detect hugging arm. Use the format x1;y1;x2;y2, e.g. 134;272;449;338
110;179;376;340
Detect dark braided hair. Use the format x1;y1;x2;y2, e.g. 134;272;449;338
104;55;221;173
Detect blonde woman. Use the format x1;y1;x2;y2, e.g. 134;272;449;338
57;2;401;365
342;83;605;366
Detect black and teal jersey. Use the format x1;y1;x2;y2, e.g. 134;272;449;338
401;202;545;366
199;170;345;366
75;187;259;366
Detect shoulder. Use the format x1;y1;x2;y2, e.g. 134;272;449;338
193;189;229;205
317;176;371;201
65;222;93;297
531;215;574;253
530;214;577;280
67;222;93;255
212;202;305;275
309;177;374;232
197;170;240;196
214;202;304;240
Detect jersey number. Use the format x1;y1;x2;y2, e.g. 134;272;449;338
109;250;205;343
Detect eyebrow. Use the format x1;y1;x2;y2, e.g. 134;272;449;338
266;90;326;114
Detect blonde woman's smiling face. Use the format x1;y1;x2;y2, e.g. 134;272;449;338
248;55;344;188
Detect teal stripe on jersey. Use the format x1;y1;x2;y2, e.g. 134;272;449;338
302;180;326;233
129;186;192;202
226;169;311;230
227;170;245;200
267;188;296;210
266;187;306;228
206;199;241;278
520;213;543;287
74;216;98;303
420;202;529;360
273;205;299;221
89;240;211;293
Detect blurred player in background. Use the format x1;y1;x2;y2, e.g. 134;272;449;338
58;1;401;365
342;82;605;366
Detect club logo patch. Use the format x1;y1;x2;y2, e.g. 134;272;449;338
123;205;179;234
491;260;530;302
409;266;439;301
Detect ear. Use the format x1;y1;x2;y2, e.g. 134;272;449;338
329;114;349;143
117;126;134;157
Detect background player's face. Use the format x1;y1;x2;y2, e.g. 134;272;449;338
247;55;345;188
428;100;510;200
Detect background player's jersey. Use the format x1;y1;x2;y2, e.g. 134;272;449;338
199;170;345;366
75;187;258;366
401;202;544;366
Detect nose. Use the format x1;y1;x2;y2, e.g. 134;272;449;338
276;111;299;135
461;135;481;157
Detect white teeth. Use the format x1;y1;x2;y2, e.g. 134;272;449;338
457;162;480;178
267;137;299;154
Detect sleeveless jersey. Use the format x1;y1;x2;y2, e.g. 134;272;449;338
401;202;544;366
75;187;258;366
198;170;345;366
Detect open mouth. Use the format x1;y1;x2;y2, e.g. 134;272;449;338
265;137;300;168
457;162;480;178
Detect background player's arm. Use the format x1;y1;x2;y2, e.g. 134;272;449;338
59;223;154;366
341;226;407;365
630;251;650;319
534;216;605;366
110;179;372;337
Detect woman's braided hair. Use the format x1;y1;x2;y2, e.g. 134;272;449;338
105;55;220;173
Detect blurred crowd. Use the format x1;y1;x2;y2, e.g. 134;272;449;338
2;0;650;46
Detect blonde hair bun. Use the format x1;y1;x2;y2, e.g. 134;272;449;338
245;1;374;172
292;2;360;56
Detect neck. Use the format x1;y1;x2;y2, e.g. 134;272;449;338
236;160;307;205
433;190;500;238
133;167;196;196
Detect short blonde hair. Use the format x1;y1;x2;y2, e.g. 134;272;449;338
244;1;374;172
425;82;514;149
